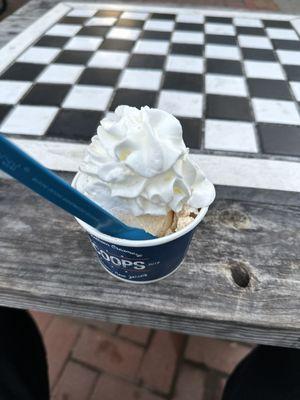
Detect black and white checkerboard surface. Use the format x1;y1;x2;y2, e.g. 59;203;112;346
0;3;300;191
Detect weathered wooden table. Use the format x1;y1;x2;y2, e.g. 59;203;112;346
0;0;300;349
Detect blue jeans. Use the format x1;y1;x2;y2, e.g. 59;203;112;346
0;307;49;400
223;343;300;400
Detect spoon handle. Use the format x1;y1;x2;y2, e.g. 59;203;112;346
0;135;155;240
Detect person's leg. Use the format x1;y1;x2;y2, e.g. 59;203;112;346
0;306;49;400
222;345;300;400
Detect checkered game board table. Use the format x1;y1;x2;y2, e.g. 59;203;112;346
0;2;300;192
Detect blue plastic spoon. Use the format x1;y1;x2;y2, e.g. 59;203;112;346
0;135;156;240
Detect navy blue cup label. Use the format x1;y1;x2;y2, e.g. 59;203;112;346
88;230;195;282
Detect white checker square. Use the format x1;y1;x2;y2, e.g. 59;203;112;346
277;50;300;66
0;80;31;105
172;31;204;44
176;14;204;24
252;98;300;125
133;40;169;55
85;17;117;26
158;90;203;118
45;23;81;37
88;50;129;69
62;85;113;111
121;12;149;20
244;60;285;80
17;46;60;64
205;74;247;97
144;19;175;32
107;27;140;40
205;44;241;60
238;35;273;49
0;105;58;135
166;55;204;74
290;81;300;101
205;23;236;36
266;28;298;40
233;17;263;28
67;9;96;18
119;69;162;90
37;64;84;84
64;36;103;51
205;119;258;153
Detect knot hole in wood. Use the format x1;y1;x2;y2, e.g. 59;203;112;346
230;262;251;288
220;209;251;230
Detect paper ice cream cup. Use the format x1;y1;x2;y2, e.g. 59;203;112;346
72;174;208;284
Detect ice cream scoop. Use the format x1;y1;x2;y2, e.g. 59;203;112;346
76;106;216;236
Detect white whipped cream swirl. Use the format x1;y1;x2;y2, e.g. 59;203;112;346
76;106;215;217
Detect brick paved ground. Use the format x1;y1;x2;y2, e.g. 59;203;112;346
31;311;253;400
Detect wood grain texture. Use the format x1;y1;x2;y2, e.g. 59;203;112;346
0;176;299;347
0;0;54;48
0;0;119;48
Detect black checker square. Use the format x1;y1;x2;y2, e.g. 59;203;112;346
205;35;237;45
258;123;300;157
247;79;293;100
100;39;135;51
263;19;292;29
163;72;203;92
206;59;243;75
205;16;232;24
151;13;176;20
78;68;121;86
272;39;300;51
141;31;171;40
175;22;203;31
178;117;202;149
78;26;109;37
128;54;165;69
59;16;88;25
0;63;45;81
46;109;103;141
0;105;12;123
241;48;276;61
20;84;71;106
206;95;252;121
115;19;145;28
284;65;300;81
236;27;265;36
34;35;69;47
110;89;157;110
54;50;93;65
170;43;203;56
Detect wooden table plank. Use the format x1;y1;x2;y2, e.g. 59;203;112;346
1;175;299;347
0;0;299;348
